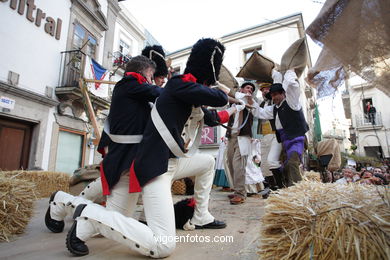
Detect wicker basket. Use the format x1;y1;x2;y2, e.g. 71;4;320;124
171;179;186;195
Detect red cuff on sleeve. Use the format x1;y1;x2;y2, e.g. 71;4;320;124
217;110;230;124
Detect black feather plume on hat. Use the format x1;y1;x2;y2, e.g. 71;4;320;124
184;38;225;85
141;45;168;77
174;198;196;229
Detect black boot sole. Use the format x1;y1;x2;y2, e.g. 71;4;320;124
66;221;89;256
66;204;89;256
45;191;64;233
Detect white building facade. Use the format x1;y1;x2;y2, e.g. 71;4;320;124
0;0;71;171
342;74;390;159
0;0;157;173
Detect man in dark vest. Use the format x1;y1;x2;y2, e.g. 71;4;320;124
252;69;309;187
65;38;234;258
226;82;255;205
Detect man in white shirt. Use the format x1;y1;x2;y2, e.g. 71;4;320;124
252;69;309;187
226;82;256;204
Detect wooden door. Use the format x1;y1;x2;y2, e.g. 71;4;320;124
0;118;32;170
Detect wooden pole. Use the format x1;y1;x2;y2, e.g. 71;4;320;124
79;78;101;141
83;79;117;85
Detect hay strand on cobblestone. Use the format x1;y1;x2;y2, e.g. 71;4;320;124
0;171;69;198
0;176;36;242
259;181;390;260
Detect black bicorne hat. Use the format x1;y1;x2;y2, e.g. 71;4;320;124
184;38;225;85
141;45;168;77
269;83;284;93
266;83;284;99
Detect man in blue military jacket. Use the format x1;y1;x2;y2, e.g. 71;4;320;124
44;55;162;234
65;38;236;258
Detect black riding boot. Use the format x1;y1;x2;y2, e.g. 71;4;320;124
271;168;285;189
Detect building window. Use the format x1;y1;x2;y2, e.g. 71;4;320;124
362;98;373;115
113;39;132;67
86;35;97;57
119;39;131;57
172;66;181;76
55;128;86;174
243;45;262;61
72;24;97;58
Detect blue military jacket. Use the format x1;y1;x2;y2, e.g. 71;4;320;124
98;72;162;195
131;73;228;191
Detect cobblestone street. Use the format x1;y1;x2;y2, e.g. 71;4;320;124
0;189;265;260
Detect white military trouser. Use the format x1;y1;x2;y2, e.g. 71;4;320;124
50;176;137;223
75;153;215;258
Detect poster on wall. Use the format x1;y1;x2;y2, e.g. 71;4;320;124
201;126;218;145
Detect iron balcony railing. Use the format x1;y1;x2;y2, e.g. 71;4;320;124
58;50;131;87
355;112;382;128
58;50;85;87
112;51;131;68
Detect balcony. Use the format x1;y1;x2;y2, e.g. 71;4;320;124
59;50;84;87
112;51;131;69
355;112;383;130
56;50;110;110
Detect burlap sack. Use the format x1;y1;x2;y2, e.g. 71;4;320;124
69;164;100;186
306;0;390;98
317;139;341;172
280;37;308;77
219;64;239;92
236;51;275;83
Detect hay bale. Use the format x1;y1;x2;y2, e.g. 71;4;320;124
0;176;36;242
259;181;390;260
303;170;321;182
0;171;70;198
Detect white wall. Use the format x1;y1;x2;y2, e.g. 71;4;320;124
0;0;71;94
41;106;56;169
110;5;147;83
348;74;390;158
98;0;108;18
0;0;71;170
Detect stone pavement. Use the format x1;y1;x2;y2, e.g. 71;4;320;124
0;189;265;260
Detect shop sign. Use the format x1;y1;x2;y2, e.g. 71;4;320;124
1;0;62;40
0;96;16;110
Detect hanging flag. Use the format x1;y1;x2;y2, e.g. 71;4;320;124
314;104;322;142
83;56;109;98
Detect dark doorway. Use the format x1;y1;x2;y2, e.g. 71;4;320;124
364;146;383;159
0;117;33;170
362;98;373;115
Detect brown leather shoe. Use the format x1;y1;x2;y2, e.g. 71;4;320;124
230;196;245;205
227;194;235;199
